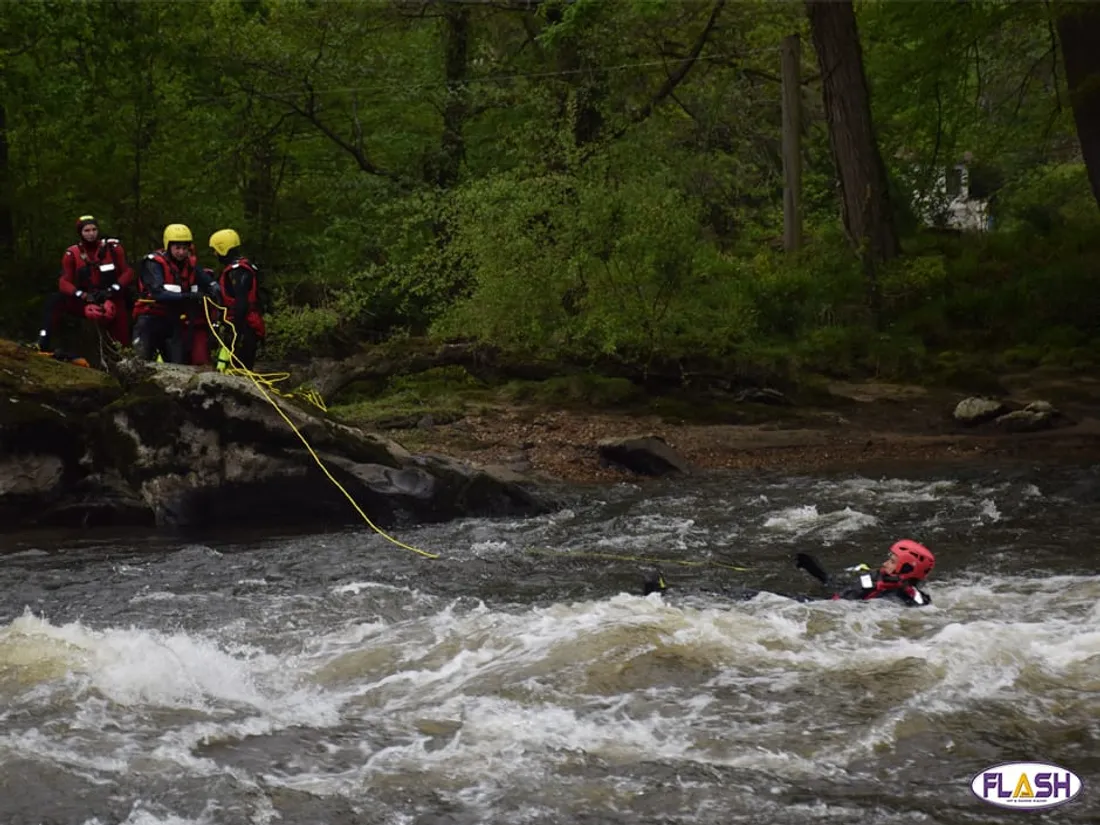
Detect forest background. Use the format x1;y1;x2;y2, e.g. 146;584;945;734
1;0;1099;392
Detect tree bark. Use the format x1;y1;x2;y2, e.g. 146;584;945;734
542;5;604;151
805;0;899;269
437;3;470;188
0;103;14;257
1056;1;1100;209
781;34;802;252
243;132;280;255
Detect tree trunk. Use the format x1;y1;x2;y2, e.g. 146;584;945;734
805;0;899;272
437;3;470;188
1056;1;1100;209
543;5;603;153
0;102;14;257
243;128;283;256
781;34;802;252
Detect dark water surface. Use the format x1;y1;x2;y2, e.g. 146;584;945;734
2;463;1098;824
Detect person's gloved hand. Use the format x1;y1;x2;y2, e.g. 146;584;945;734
91;289;109;303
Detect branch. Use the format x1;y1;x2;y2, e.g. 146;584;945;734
235;25;398;181
420;0;550;9
742;67;783;85
293;97;394;179
240;79;397;180
520;11;545;58
1045;0;1061;112
710;58;813;86
668;89;700;123
1010;47;1055;117
352;93;365;157
973;39;983;111
612;0;727;139
392;0;550;16
925;81;944;202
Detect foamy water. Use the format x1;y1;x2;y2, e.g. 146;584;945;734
2;467;1098;824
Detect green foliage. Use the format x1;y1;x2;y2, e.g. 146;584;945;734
437;166;759;361
993;162;1100;233
0;0;1096;388
263;299;342;359
861;0;1075;214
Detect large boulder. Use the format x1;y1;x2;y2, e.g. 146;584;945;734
597;434;693;477
952;396;1007;426
951;394;1070;434
0;341;547;531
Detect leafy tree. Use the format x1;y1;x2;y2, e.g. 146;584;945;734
0;0;1094;381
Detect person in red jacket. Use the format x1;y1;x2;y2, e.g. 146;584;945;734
643;540;936;608
132;223;220;363
820;540;935;606
209;228;265;370
38;215;133;352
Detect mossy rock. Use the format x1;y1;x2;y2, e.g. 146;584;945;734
0;338;119;398
102;379;187;453
928;349;1004;394
791;374;856;408
646;392;805;426
0;339;122;438
331;396;469;431
1038;346;1097;370
330;377;389;405
497;375;642;408
330;366;496;430
996;346;1044;371
932;365;1005;395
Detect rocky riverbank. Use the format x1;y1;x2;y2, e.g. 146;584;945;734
6;334;1100;534
0;340;546;532
372;373;1100;483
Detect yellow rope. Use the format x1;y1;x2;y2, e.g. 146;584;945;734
526;547;750;572
202;295;439;559
45;299;748;577
197;296;753;575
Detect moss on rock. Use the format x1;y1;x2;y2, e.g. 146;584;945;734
0;339;119;398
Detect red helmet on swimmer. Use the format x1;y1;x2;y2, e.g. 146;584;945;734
885;539;935;582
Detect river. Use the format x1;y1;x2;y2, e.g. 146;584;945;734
1;462;1097;824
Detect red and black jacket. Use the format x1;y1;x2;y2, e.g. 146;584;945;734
217;256;263;329
832;571;932;607
135;249;216;316
59;238;133;298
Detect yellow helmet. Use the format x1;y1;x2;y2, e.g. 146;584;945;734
209;228;241;257
163;223;193;247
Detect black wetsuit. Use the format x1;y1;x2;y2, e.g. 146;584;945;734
643;569;932;607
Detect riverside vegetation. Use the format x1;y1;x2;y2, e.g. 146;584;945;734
1;0;1099;468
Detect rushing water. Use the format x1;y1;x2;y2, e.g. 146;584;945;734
1;463;1098;825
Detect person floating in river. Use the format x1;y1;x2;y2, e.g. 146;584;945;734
643;539;936;607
